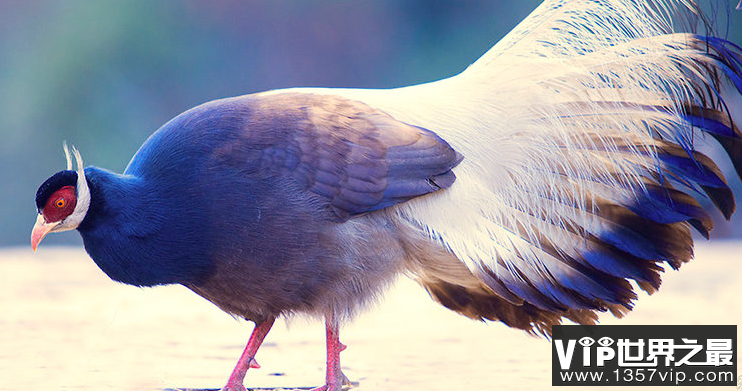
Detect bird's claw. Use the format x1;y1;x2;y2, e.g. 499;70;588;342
309;371;355;391
340;372;354;387
220;382;247;391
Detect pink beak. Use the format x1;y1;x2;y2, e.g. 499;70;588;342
31;214;59;252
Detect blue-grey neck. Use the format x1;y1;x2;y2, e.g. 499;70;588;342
77;166;214;286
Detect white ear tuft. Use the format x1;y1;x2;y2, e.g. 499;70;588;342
54;143;91;232
63;142;73;171
71;145;85;176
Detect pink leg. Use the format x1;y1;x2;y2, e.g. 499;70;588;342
222;318;275;391
311;314;352;391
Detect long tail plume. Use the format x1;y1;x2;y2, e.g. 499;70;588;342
278;0;742;335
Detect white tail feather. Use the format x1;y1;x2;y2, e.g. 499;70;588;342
263;0;740;314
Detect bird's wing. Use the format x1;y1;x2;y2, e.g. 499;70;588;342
288;0;742;330
240;92;462;222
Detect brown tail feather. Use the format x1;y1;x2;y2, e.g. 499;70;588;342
421;277;599;337
397;219;602;337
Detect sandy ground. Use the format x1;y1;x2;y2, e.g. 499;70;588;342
1;243;741;391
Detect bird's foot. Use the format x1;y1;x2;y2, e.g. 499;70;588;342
220;358;260;391
220;382;247;391
309;371;355;391
308;384;343;391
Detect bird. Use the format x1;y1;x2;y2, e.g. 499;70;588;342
31;0;742;390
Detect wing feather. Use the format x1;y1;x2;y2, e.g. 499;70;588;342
247;92;463;222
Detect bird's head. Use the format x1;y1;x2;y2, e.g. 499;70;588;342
31;144;91;251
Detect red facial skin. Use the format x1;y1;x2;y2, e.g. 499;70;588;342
42;186;77;223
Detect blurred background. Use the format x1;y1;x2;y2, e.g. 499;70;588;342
1;0;741;247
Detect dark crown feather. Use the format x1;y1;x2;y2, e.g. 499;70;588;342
35;170;77;210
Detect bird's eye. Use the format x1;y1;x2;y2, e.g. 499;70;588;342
56;198;66;208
